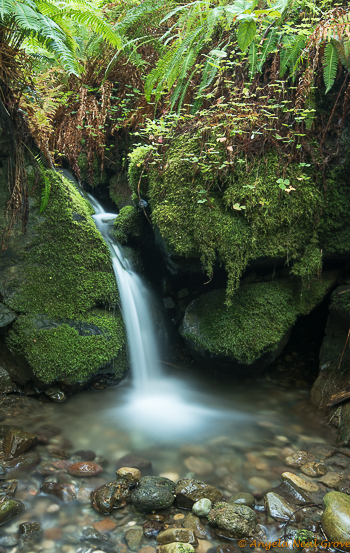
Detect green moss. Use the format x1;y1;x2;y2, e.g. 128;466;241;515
9;310;126;384
181;273;335;365
113;206;143;244
128;133;350;301
5;170;127;384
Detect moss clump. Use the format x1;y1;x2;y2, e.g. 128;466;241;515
77;152;106;187
180;273;336;365
9;311;126;384
113;206;143;244
128;133;350;302
5;170;126;384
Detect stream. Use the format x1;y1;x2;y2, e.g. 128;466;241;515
0;192;343;552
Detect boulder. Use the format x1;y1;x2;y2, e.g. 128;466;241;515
131;476;175;513
321;492;350;550
175;478;223;509
208;502;259;538
0;157;127;388
180;275;336;372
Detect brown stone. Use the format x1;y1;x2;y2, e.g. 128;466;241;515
91;480;131;514
285;451;310;468
183;513;207;539
157;529;198;546
116;466;141;483
3;429;38;460
92;517;117;532
281;472;319;493
68;461;103;477
300;462;327;478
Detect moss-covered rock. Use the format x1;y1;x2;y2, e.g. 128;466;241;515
0;166;127;387
109;173;133;210
113;205;144;244
128;133;350;301
180;273;336;371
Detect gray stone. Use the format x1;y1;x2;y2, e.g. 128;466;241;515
131;476;175;513
322;492;350;549
125;527;143;551
192;498;212;516
0;303;16;330
208;502;258;538
265;492;296;522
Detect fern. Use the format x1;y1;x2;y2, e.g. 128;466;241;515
323;41;339;93
256;27;279;72
279;34;306;79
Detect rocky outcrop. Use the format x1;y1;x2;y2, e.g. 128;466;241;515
180;274;337;372
0;108;127;390
311;284;350;444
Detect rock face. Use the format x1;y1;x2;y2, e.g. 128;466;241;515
180;275;336;372
208;502;259;538
0;106;127;390
311;285;350;443
131;476;175;513
321;492;350;550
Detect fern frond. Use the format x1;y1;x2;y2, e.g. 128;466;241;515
257;27;278;72
323;41;339;93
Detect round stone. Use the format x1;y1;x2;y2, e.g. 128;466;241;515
0;500;25;526
192;498;212;517
116;466;141;483
228;493;255;508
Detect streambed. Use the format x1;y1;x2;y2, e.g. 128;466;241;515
0;368;344;553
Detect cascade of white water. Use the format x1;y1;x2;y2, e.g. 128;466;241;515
87;194;162;392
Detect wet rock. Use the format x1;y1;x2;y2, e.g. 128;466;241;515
92;518;116;533
18;521;42;544
281;472;319;493
45;387;66;402
116;466;141;483
91;480;132;514
192;498;212;517
116;454;152;474
125;527;143;551
229;493;255;508
4;451;40;479
68;461;103;477
0;367;16;394
73;450;96;461
285;451;311;468
175;478;223;509
0;481;17;499
216;545;236;553
248;477;270;494
81;527;110;544
164;297;176;309
271;481;312;506
158;544;195;553
208;502;258;538
3;428;38;460
48;447;71;460
321;492;350;549
184;457;213;476
143;521;163;538
300;462;327;478
40;482;76;502
0;500;24;525
265;492;296;522
0;304;16;329
183;513;206;539
318;472;344;488
157;528;198;546
146;514;167;522
131;476;175;513
313;444;337;459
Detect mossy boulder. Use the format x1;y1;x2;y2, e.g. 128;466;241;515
321;492;350;550
0;162;127;388
113;205;144;244
109;173;133;210
180;273;336;371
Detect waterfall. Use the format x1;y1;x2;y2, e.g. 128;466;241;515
87;195;162;392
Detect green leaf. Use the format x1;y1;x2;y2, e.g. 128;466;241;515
237;19;256;52
323;42;339;93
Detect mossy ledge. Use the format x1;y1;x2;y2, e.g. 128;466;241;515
2;170;127;386
128;134;350;302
